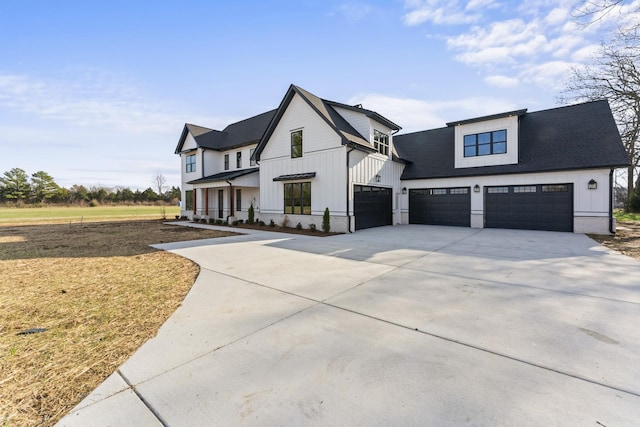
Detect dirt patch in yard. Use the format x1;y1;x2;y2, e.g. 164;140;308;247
0;220;236;426
590;221;640;262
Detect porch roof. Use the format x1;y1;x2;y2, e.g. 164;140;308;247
272;172;316;181
187;168;259;184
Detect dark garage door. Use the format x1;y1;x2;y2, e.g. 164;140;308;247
409;187;471;227
354;185;392;230
485;184;573;232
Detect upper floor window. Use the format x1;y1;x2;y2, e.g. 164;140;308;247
224;154;229;170
236;151;242;168
291;130;303;158
464;130;507;157
186;154;196;173
250;148;256;166
374;130;389;156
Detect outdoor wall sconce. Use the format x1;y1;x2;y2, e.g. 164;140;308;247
375;174;381;183
402;187;407;195
588;179;597;190
473;184;481;193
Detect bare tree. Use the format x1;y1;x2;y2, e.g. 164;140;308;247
153;173;167;197
561;1;640;209
573;0;628;25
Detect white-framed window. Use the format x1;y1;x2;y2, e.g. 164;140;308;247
374;130;389;156
186;154;196;173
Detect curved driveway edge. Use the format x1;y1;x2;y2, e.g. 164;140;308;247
58;225;640;426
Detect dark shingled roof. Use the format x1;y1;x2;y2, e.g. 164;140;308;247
187;168;259;184
175;110;277;154
394;100;629;180
254;85;401;161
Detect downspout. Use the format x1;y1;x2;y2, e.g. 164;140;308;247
226;179;234;222
346;144;356;233
200;148;207;178
199;148;207;217
609;168;615;234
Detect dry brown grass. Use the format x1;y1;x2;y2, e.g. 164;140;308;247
591;221;640;262
0;220;236;426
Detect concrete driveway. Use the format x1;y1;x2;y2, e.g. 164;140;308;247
59;225;640;426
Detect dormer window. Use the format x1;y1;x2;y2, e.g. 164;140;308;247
374;130;389;156
464;130;507;157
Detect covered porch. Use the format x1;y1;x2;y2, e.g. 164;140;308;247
187;168;259;222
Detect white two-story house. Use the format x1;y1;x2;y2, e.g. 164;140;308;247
176;84;628;234
174;110;275;222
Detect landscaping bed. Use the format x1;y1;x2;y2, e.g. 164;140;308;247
187;217;339;237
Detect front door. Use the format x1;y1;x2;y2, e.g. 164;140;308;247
218;190;224;219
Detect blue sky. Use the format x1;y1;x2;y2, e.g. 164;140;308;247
0;0;636;190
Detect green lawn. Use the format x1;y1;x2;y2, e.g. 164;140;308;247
614;211;640;222
0;205;181;224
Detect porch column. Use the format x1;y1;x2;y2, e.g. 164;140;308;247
204;188;209;216
193;190;197;215
229;185;235;217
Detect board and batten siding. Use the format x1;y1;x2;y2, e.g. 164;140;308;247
333;106;396;156
259;92;347;215
259;148;346;215
332;106;372;143
260;94;342;160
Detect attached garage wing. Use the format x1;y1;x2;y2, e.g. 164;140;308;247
484;184;573;232
354;185;393;230
409;187;471;227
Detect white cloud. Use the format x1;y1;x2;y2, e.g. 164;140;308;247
484;75;519;88
447;19;549;66
337;2;373;22
0;72;187;134
465;0;498;11
349;93;518;133
544;7;569;25
571;44;599;61
519;61;575;91
402;0;480;26
400;0;639;98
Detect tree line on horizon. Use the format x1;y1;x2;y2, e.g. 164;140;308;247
0;168;180;206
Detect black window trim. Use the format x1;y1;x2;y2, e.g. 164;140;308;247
284;181;311;215
463;129;507;158
291;129;303;158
